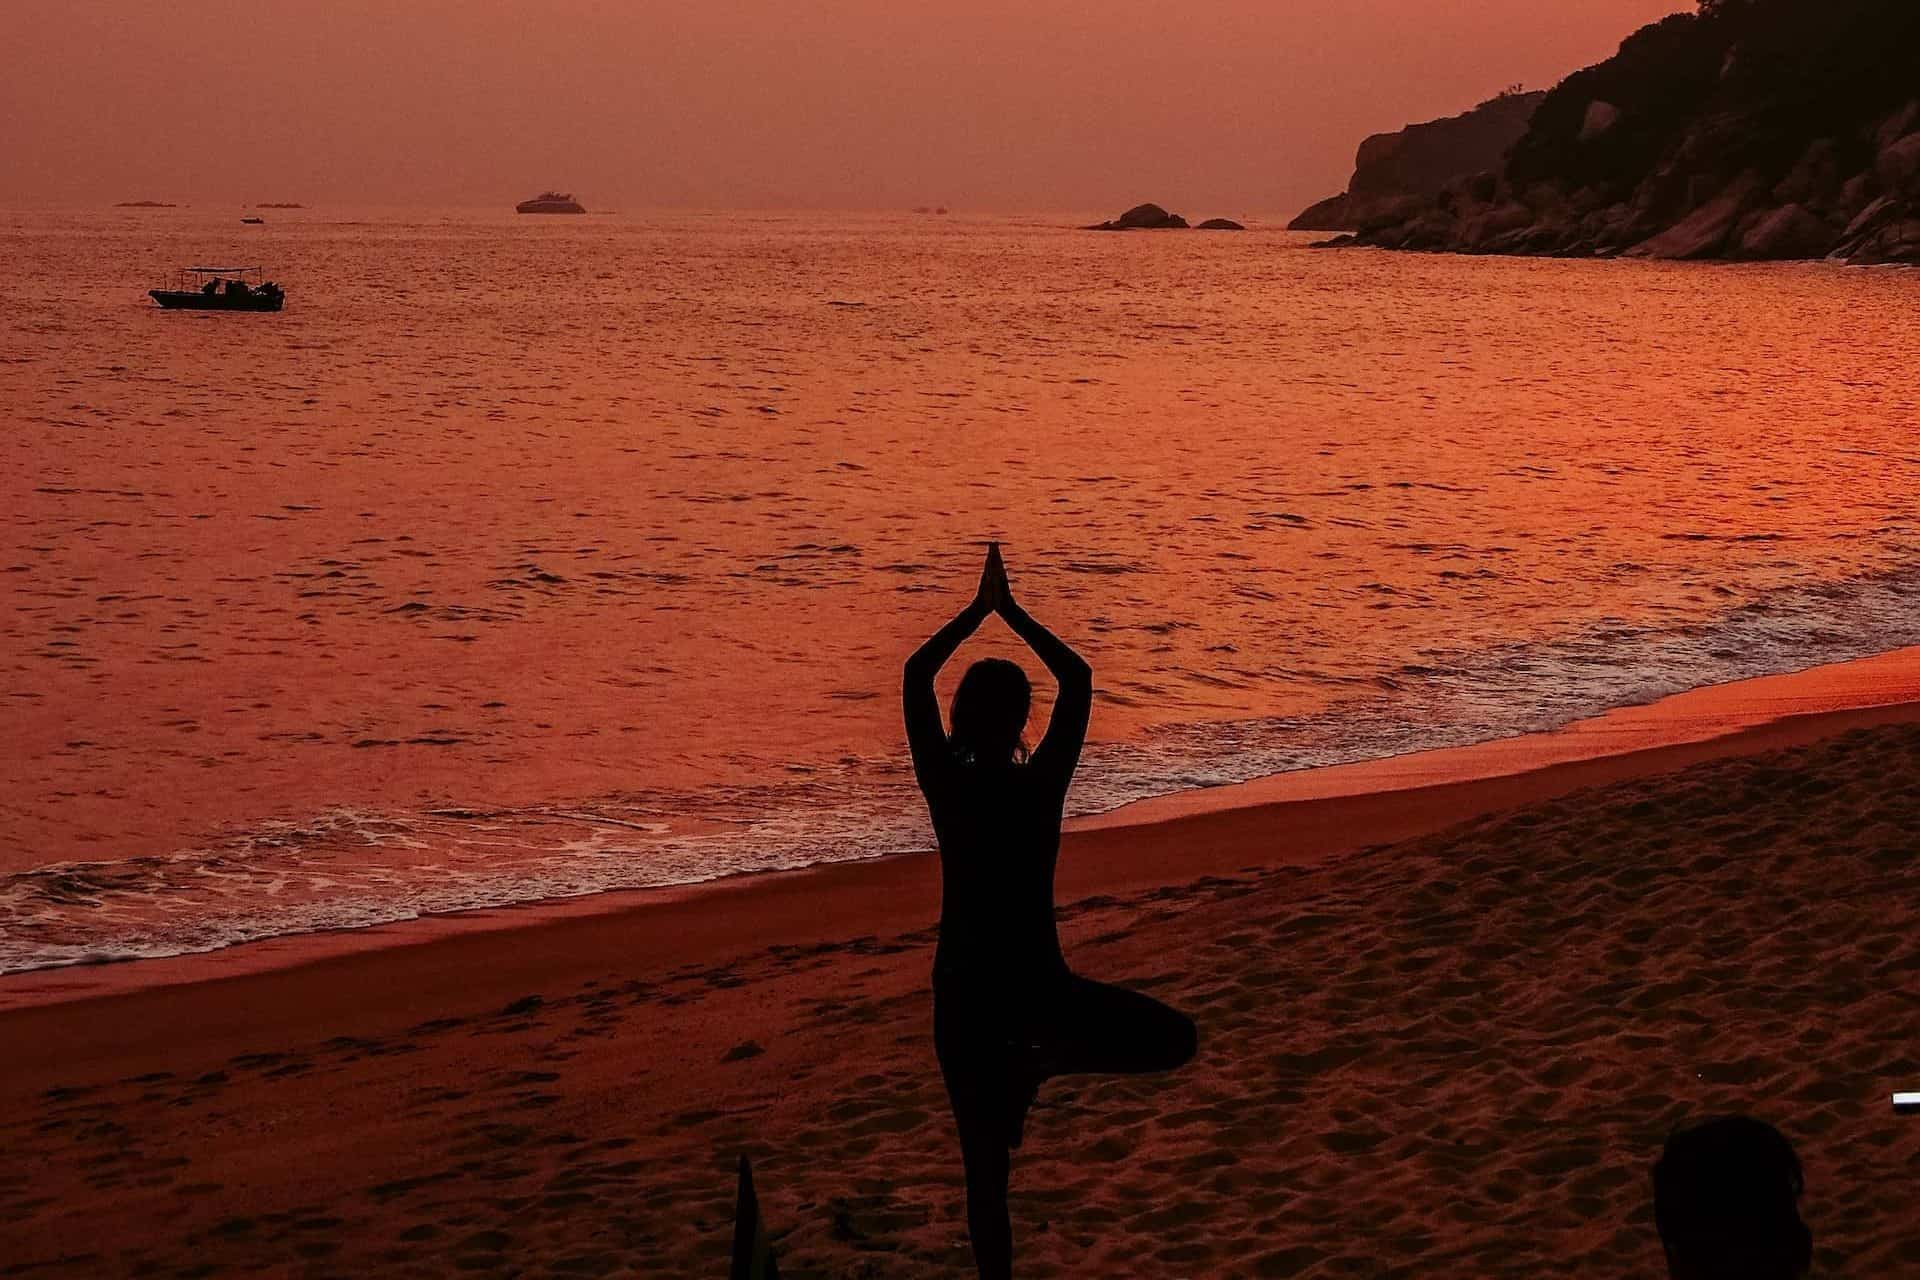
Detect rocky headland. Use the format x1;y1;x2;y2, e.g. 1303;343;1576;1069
1313;0;1920;264
1289;89;1546;232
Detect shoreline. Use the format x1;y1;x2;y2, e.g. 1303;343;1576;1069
5;643;1920;1043
8;644;1920;1022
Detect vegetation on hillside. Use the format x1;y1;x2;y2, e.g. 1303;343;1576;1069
1332;0;1920;261
1509;0;1920;205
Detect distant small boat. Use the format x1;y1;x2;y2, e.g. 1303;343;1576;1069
241;216;265;225
516;191;586;214
150;266;284;312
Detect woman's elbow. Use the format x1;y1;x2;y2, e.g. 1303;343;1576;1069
903;660;937;698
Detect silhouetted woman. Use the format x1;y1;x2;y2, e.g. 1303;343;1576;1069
904;544;1196;1280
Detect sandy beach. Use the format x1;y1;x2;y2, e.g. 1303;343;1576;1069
4;656;1920;1277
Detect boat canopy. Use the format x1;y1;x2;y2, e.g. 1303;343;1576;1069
185;265;263;274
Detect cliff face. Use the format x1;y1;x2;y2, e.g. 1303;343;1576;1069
1327;0;1920;263
1288;91;1547;231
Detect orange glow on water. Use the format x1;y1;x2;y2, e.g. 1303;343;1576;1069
3;209;1917;965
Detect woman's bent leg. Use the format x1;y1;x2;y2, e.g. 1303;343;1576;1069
1046;976;1197;1077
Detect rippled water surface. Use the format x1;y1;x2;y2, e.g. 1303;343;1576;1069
3;207;1918;971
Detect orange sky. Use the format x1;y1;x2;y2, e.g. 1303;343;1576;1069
2;1;1687;213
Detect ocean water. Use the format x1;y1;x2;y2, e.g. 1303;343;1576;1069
3;207;1918;973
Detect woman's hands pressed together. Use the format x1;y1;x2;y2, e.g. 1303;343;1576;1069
975;542;1011;615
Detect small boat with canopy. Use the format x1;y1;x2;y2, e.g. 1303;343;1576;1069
149;266;285;312
516;191;586;214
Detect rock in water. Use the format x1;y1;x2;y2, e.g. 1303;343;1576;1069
1195;218;1245;230
1084;203;1189;231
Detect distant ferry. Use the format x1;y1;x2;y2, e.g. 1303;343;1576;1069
516;191;586;214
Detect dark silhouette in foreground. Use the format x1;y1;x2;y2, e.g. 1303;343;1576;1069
905;544;1197;1279
728;1155;781;1280
1654;1115;1812;1280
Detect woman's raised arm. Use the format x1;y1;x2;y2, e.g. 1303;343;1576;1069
902;552;999;776
998;576;1092;786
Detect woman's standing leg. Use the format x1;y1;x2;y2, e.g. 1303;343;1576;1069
951;1089;1013;1279
937;991;1015;1280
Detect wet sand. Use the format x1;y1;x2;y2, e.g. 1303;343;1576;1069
5;661;1920;1275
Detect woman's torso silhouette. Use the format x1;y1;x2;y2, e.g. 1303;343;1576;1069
921;745;1074;996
